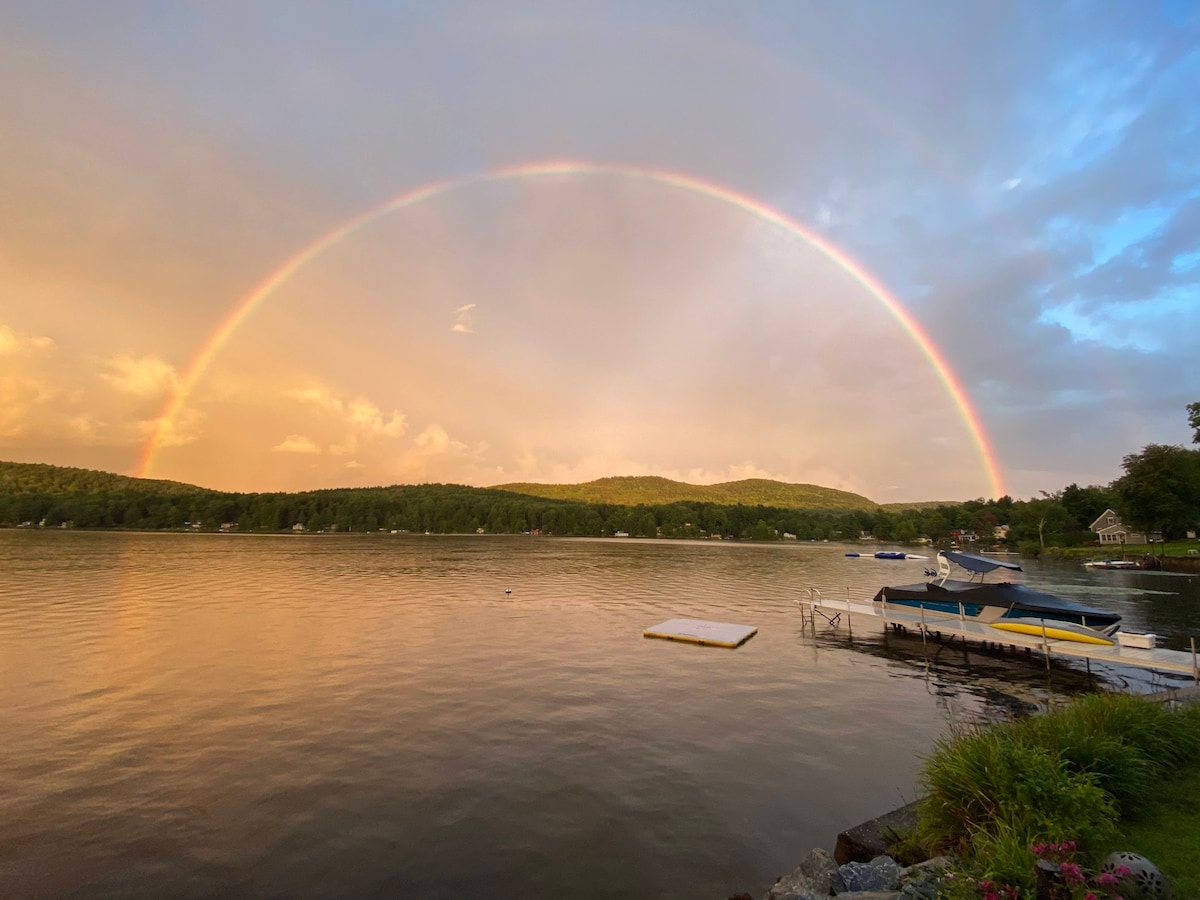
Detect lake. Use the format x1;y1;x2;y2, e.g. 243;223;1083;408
2;532;1198;899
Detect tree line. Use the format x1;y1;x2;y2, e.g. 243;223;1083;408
3;403;1197;546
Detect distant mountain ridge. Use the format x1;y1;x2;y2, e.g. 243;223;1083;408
1;460;959;514
491;475;879;511
0;460;205;496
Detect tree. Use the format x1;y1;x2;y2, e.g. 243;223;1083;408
751;519;775;541
1114;444;1200;541
1011;493;1071;549
1189;401;1200;444
1061;483;1117;531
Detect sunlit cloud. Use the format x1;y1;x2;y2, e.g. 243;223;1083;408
272;434;321;454
138;409;204;449
101;354;178;398
0;373;59;439
0;324;55;356
286;384;406;438
412;423;466;455
452;303;476;333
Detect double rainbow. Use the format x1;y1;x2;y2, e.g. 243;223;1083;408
139;160;1005;499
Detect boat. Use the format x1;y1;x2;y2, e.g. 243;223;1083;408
872;550;1121;643
1083;559;1139;570
845;551;929;560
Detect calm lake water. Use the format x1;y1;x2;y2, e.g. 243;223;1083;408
2;532;1198;899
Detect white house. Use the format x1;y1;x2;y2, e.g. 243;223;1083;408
1089;509;1146;545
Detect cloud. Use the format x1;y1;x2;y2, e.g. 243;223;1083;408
0;324;55;356
346;397;406;437
101;354;178;398
286;384;406;438
138;409;204;449
412;423;466;455
452;303;476;333
272;434;321;454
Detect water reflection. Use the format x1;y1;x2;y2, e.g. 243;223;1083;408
1;532;1198;900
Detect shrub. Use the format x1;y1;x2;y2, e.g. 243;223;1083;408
915;693;1200;889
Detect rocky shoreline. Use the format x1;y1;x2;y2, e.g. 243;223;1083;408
734;803;951;900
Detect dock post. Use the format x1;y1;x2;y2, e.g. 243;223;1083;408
920;605;927;648
959;602;965;629
1192;638;1198;686
1040;618;1051;671
881;595;888;623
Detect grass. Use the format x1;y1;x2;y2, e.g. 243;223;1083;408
1110;759;1200;898
914;695;1200;890
1049;539;1199;558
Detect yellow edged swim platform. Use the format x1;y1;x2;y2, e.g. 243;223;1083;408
643;618;758;648
990;620;1114;646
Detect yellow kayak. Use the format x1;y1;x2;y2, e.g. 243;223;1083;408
990;619;1114;646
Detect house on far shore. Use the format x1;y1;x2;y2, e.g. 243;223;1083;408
1089;508;1146;545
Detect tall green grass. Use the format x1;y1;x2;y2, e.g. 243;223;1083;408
916;694;1200;888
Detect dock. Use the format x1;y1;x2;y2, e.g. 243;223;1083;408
797;590;1200;682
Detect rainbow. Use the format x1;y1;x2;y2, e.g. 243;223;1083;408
139;161;1006;498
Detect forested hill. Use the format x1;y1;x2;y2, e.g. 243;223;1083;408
0;461;204;496
0;460;883;538
492;476;877;512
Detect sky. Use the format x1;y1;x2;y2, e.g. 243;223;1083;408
1;1;1197;503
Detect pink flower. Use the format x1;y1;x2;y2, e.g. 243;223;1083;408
1060;862;1085;884
1031;843;1047;856
1085;893;1097;900
1096;872;1119;887
1115;865;1133;877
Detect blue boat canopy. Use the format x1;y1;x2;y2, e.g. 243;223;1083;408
942;550;1022;574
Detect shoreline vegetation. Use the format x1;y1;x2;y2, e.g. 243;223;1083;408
906;693;1200;897
767;693;1200;899
4;461;1198;557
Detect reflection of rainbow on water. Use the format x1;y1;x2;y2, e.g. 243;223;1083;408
139;161;1006;499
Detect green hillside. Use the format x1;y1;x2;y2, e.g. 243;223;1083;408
0;460;207;496
491;475;877;511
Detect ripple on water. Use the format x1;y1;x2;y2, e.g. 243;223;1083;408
3;533;1199;898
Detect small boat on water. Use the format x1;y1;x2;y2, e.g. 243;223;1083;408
872;550;1121;643
845;551;928;560
1083;559;1139;570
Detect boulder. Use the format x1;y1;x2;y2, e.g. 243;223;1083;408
764;847;837;900
892;856;952;899
834;802;921;865
832;856;901;894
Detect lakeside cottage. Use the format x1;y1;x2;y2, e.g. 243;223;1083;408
1089;508;1146;545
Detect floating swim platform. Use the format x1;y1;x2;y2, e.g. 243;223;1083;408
643;618;757;648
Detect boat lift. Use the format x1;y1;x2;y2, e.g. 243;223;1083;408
797;587;1200;685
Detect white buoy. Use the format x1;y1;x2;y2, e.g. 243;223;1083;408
504;588;512;595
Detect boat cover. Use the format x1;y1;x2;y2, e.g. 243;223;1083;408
873;579;1121;627
942;550;1023;574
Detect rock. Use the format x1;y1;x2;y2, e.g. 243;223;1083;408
764;847;837;900
831;894;902;899
834;802;921;865
898;857;952;880
832;856;901;893
894;856;951;899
